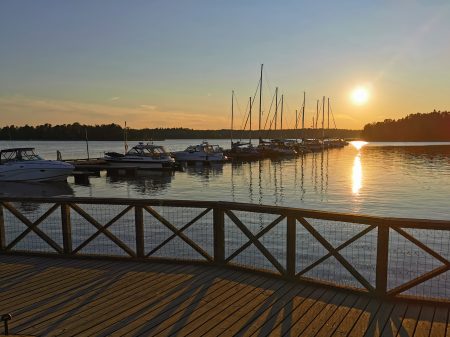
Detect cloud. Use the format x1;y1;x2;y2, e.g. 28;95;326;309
110;96;120;101
0;95;227;129
139;105;157;110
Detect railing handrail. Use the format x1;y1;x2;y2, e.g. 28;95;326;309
1;197;449;303
1;196;449;230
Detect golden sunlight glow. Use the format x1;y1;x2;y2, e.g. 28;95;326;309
352;154;362;194
351;86;370;105
351;141;368;151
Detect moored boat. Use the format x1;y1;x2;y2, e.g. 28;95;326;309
104;142;177;170
0;148;74;182
173;141;227;163
225;141;264;160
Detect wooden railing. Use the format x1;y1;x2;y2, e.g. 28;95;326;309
0;197;449;303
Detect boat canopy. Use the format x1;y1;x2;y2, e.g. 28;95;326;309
126;143;169;156
0;148;43;163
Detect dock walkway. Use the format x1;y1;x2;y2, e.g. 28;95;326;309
1;255;448;337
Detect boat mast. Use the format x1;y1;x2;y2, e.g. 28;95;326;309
249;96;252;144
231;90;234;147
259;64;263;143
281;94;284;133
322;96;325;141
124;121;128;153
315;100;319;130
85;128;90;160
302;91;305;139
327;97;330;131
275;87;278;132
295;109;298;134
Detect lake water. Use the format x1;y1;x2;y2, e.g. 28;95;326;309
1;139;449;220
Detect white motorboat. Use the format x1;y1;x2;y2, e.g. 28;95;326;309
0;148;74;182
104;142;177;170
173;141;227;163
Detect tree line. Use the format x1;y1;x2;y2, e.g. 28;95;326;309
361;111;450;141
0;122;360;141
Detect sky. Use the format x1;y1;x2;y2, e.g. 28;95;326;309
1;0;449;130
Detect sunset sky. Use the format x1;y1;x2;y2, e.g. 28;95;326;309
1;0;449;130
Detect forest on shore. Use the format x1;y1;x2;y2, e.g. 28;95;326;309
0;122;360;141
361;111;450;141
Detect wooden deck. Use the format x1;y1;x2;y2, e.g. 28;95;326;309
0;255;448;337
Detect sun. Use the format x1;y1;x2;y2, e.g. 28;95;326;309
351;86;370;105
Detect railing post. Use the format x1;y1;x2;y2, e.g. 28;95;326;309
213;207;225;265
286;215;296;278
135;206;145;258
376;225;389;297
61;203;72;255
0;203;5;251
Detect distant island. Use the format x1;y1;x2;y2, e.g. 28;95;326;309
362;111;450;141
0;122;360;141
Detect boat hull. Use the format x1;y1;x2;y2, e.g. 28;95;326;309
173;152;226;162
0;161;74;182
104;158;176;170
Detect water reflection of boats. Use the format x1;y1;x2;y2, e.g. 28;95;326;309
0;181;74;197
184;162;224;178
108;171;174;194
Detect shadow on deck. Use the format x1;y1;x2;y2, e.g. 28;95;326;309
0;255;448;337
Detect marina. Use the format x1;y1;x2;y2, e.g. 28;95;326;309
2;140;450;220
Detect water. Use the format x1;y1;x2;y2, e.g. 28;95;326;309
1;139;450;220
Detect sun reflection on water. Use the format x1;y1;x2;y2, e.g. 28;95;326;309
351;141;367;195
352;154;362;194
351;141;368;150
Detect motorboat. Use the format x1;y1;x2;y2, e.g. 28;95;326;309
258;139;297;157
104;142;177;170
324;138;349;148
173;141;227;163
224;141;264;160
302;139;324;152
0;148;74;182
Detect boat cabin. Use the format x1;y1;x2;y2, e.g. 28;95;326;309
126;143;170;157
0;148;43;164
185;143;222;154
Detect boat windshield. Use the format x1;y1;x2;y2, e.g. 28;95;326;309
0;148;43;163
127;145;168;157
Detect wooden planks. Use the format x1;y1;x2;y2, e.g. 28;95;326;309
0;255;448;337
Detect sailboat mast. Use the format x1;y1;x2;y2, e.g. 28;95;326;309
124;121;128;153
249;96;252;144
259;64;263;142
295;110;298;131
315;100;319;130
327;97;330;130
302;91;305;139
231;90;234;147
275;87;278;131
281;94;284;132
322;96;325;140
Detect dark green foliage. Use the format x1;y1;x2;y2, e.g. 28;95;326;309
361;111;450;141
0;122;360;140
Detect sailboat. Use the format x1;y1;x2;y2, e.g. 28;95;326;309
226;90;263;160
258;87;297;157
